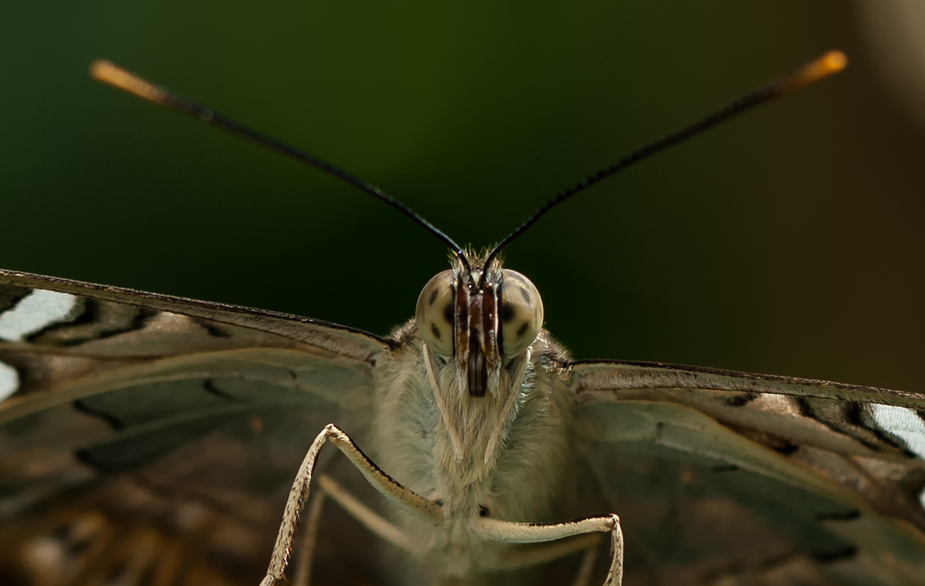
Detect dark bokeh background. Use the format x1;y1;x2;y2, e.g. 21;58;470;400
2;3;923;390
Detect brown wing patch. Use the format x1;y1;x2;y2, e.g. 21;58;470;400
572;360;925;585
0;273;387;586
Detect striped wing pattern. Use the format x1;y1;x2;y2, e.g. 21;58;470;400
0;270;386;586
572;362;925;585
2;268;925;585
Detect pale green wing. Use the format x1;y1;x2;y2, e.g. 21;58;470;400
0;269;389;586
570;360;925;586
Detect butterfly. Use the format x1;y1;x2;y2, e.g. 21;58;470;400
2;53;925;586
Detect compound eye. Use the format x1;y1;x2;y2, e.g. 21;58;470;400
416;270;455;357
499;270;543;357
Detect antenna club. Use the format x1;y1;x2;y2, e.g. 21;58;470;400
787;50;848;93
88;59;112;79
90;60;166;104
821;50;848;73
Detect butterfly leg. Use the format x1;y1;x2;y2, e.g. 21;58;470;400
291;491;325;586
495;533;602;586
571;540;601;586
260;423;442;586
472;514;623;586
292;474;419;586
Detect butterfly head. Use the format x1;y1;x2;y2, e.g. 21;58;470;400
416;254;544;397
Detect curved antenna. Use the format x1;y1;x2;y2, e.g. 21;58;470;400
481;51;848;278
89;60;471;273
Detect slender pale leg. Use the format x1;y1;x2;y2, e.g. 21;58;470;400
292;493;326;586
259;424;441;586
263;423;623;586
472;514;623;586
496;533;601;586
293;475;418;586
571;543;601;586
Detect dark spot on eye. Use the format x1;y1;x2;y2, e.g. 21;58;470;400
430;323;441;340
516;321;529;337
479;505;489;517
443;303;453;325
811;545;857;563
520;288;531;303
428;289;439;306
712;464;739;473
435;499;445;507
501;303;515;324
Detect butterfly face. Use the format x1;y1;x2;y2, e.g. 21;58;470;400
416;257;544;397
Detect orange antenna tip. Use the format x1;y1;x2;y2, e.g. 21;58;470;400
822;50;848;72
785;50;848;94
90;60;168;104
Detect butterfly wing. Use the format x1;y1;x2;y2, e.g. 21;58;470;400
570;360;925;586
0;269;389;586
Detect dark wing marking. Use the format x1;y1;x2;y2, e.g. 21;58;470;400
569;359;925;586
0;271;390;586
0;269;390;360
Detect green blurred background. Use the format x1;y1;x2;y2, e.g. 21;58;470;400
1;2;923;390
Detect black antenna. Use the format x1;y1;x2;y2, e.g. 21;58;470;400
90;60;471;273
92;54;846;284
480;51;848;279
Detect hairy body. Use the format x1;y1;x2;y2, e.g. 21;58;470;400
374;325;576;582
